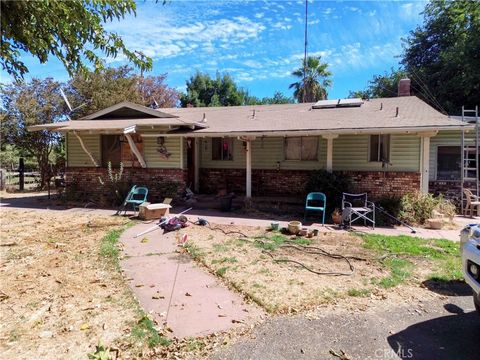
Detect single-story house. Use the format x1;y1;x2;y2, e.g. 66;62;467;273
30;80;475;203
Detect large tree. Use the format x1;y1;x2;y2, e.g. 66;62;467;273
289;56;332;103
401;0;480;115
1;78;66;187
180;72;248;107
348;68;408;99
67;66;179;118
181;72;294;107
1;0;152;79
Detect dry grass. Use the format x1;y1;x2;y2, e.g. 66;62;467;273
180;225;390;313
0;209;140;359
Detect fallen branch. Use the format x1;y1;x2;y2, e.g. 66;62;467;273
0;242;17;247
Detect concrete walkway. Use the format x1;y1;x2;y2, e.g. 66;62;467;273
119;223;264;339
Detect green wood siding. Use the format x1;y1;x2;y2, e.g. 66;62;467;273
143;137;182;169
66;133;101;167
199;137;327;170
429;130;472;180
333;134;420;171
67;133;182;168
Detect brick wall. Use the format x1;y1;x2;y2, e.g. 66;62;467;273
65;167;187;202
200;168;421;199
340;171;421;199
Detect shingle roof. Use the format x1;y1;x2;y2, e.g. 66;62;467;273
160;96;469;135
29;96;470;135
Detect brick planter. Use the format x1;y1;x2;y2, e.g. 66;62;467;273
65;167;187;203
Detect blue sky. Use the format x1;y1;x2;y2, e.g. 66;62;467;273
1;0;427;100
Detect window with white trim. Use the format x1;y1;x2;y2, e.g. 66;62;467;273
212;138;233;160
284;137;318;161
369;134;390;162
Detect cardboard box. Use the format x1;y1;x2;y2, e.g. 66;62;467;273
138;202;171;220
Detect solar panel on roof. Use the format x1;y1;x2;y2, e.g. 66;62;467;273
312;98;363;109
338;98;364;107
312;99;339;109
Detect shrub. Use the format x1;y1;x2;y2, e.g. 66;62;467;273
399;192;456;225
154;179;182;198
304;170;352;216
375;195;402;227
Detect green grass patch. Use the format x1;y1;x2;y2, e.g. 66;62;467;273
212;257;238;264
215;266;229;277
347;288;371;297
131;315;171;348
213;243;230;252
428;256;463;281
291;237;312;246
360;233;462;284
254;233;287;250
184;242;205;260
99;222;134;267
375;258;414;288
361;234;458;259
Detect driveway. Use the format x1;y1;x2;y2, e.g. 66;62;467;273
210;287;479;360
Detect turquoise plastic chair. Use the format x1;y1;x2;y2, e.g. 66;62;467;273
304;192;326;225
118;186;148;215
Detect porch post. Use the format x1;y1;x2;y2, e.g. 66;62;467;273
194;138;200;192
419;131;437;194
246;139;252;198
179;137;184;170
239;136;256;198
322;134;338;173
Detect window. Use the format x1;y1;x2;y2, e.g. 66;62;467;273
284;137;318;161
369;135;390;162
212;138;233;160
101;135;122;167
437;146;461;180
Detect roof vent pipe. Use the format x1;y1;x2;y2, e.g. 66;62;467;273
201;113;207;123
380;102;383;110
395;107;399;117
252;109;256;119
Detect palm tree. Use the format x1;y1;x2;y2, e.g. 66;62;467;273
289;56;332;103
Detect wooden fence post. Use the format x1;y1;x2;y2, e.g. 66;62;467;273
19;158;24;191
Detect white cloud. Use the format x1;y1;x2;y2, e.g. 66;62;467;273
255;12;264;19
272;21;292;30
105;15;266;60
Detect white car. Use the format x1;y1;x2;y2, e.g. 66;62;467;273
461;224;480;314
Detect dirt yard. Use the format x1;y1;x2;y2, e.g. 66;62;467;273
179;223;462;314
0;194;464;359
0;208;138;359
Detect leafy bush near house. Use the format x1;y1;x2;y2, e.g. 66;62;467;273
151;179;182;200
399;192;456;225
375;195;402;227
304;170;352;216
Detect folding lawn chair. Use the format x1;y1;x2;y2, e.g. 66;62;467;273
341;193;375;229
117;185;148;215
304;192;326;225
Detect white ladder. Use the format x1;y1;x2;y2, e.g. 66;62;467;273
461;106;479;213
